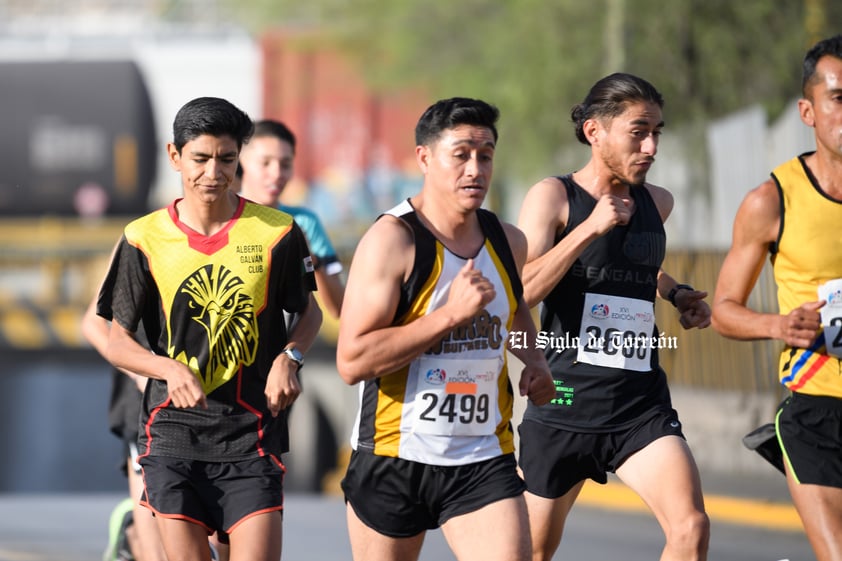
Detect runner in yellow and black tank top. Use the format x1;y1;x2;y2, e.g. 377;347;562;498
772;153;842;398
348;199;523;466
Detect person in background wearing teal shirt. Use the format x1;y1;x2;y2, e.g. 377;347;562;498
238;120;344;319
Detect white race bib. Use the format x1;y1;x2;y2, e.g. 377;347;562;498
411;356;500;436
818;279;842;358
576;293;655;372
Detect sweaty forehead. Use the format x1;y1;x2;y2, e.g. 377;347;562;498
615;101;664;126
244;135;291;155
437;124;496;147
185;134;239;155
813;56;842;92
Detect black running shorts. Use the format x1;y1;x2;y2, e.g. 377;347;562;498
140;455;285;538
518;409;685;498
777;392;842;488
341;451;525;537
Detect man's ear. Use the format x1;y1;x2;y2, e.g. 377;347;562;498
798;97;816;128
582;118;602;146
167;142;181;171
415;144;431;173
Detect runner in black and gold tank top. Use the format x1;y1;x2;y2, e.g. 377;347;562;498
337;97;554;561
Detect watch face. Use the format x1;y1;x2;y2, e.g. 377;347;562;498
286;348;303;364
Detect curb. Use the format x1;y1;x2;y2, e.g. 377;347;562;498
324;447;803;533
577;480;802;532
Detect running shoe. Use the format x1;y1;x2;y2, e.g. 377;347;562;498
103;497;135;561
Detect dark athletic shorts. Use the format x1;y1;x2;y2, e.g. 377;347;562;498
341;451;525;538
140;455;285;540
777;392;842;488
518;409;685;498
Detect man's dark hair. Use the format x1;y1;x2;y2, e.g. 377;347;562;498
571;73;664;146
802;34;842;98
415;97;499;147
252;119;297;153
172;97;253;153
235;119;296;180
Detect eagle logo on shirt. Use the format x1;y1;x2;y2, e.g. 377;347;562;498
169;264;258;394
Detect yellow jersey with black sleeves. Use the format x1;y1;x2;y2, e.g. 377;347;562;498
348;199;523;466
96;196;317;462
772;154;842;398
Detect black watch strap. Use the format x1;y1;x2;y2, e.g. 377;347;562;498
668;284;694;307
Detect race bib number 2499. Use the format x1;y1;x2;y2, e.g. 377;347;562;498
411;357;500;436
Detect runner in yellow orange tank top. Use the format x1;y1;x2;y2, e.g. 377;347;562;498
771;157;842;398
713;34;842;561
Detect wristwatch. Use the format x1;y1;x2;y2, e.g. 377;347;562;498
283;346;304;370
667;284;694;307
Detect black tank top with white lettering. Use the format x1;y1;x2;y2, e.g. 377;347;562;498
523;175;674;431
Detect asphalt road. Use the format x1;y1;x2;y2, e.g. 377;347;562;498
0;489;814;561
0;352;817;560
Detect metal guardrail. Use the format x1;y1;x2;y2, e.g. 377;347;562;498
0;216;129;349
0;221;788;395
0;216;128;259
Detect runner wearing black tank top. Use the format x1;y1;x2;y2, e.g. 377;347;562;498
516;73;711;561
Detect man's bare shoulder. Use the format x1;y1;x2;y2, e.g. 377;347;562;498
526;176;567;199
640;182;674;222
501;220;526;243
353;214;415;273
642;182;674;209
519;176;568;225
740;178;781;218
642;182;670;198
501;221;527;267
732;178;780;241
